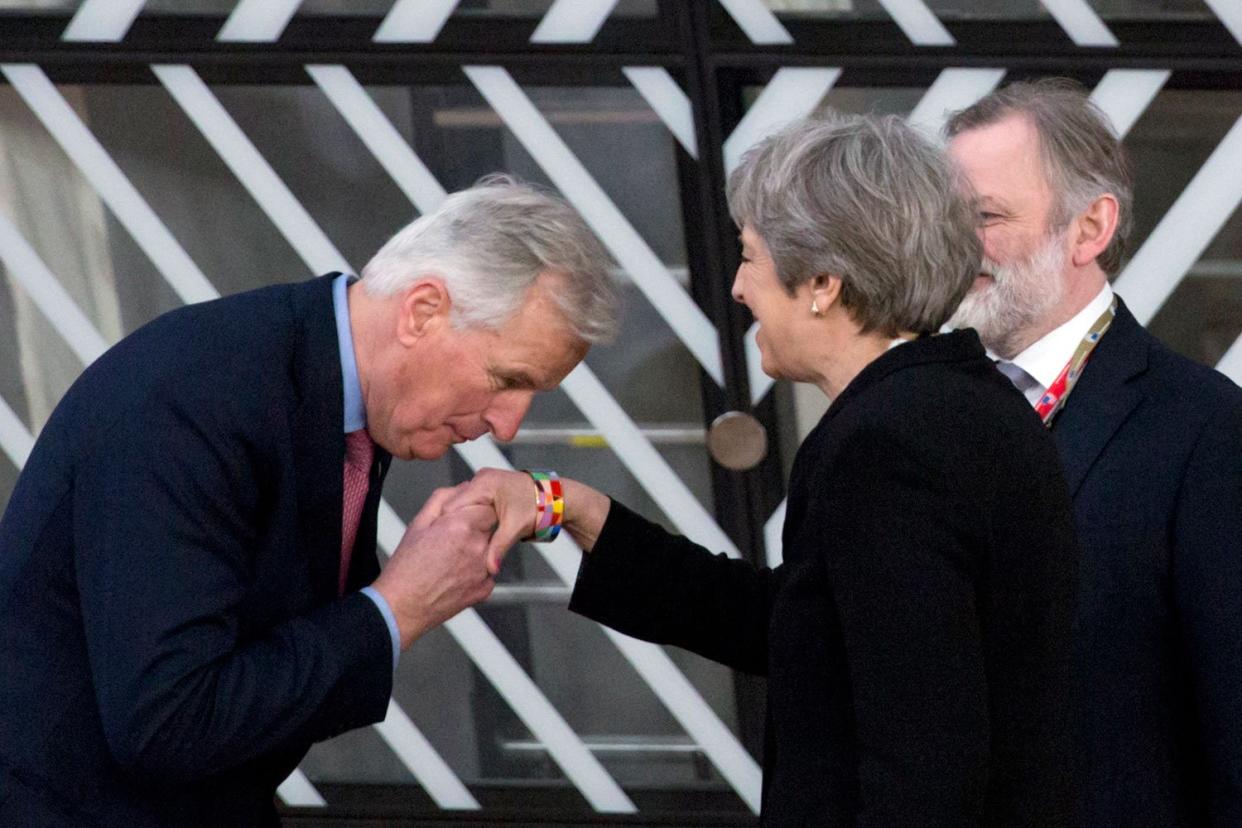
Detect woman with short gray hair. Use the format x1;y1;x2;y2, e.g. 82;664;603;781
447;113;1080;824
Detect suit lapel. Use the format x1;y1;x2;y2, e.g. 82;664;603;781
1052;300;1149;497
290;274;347;601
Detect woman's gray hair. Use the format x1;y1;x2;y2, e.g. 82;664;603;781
360;174;619;343
944;77;1133;275
727;112;981;336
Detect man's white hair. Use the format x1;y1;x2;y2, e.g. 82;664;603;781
361;175;619;343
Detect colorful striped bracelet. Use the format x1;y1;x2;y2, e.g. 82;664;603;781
523;469;563;543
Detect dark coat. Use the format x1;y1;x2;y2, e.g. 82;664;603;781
1053;299;1242;827
0;274;393;827
571;330;1081;826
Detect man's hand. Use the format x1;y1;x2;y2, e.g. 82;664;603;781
372;500;497;650
442;469;613;574
441;468;540;575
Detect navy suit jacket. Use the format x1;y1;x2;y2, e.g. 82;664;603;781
0;275;394;826
1055;298;1242;826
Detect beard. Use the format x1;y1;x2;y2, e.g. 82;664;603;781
948;230;1069;360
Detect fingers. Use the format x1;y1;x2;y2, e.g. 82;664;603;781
410;482;467;531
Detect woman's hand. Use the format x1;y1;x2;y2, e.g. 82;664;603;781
440;468;539;575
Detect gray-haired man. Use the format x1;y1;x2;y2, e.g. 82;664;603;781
947;79;1242;826
0;176;617;826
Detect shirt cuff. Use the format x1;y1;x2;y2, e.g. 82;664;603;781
361;586;400;673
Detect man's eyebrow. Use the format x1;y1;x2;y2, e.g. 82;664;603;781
499;370;539;388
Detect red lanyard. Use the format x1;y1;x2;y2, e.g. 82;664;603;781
1034;297;1117;427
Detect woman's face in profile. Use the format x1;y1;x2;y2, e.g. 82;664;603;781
732;225;805;381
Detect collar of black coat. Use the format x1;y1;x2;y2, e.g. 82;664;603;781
1050;296;1150;496
826;328;986;420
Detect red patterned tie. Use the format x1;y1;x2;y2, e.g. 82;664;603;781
339;429;375;595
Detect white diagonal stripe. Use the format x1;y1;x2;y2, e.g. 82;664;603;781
374;0;462;43
561;366;740;557
1114;114;1242;326
451;437;761;813
153;65;348;274
147;69;626;807
875;0;955;45
744;323;771;406
218;0;303;42
465;65;724;386
716;0;793;45
623;67;698;159
1089;69;1169;138
62;0;146;42
276;769;327;807
1218;334;1242;386
0;395;34;469
764;498;786;569
723;67;841;175
906;68;1006;139
1203;0;1242;46
309;89;759;812
1038;0;1119;46
305;65;447;214
375;500;636;813
531;0;619;43
374;701;479;809
1;64;216;305
0;213;108;366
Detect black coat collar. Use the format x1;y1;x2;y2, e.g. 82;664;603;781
826;329;987;422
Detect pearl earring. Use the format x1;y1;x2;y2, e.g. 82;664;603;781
811;299;822;317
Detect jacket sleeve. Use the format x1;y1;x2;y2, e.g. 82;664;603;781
72;390;392;783
569;500;775;675
817;428;990;825
1174;392;1242;826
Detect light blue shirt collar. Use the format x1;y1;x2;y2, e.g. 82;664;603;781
332;274;367;433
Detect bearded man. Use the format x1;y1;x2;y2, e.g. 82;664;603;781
946;79;1242;827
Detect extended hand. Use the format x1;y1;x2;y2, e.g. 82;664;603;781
372;501;497;649
441;468;537;576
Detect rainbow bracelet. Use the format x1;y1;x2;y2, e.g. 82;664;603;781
523;469;563;542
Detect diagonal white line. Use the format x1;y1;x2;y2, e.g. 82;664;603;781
763;498;786;569
374;0;462;43
451;438;761;813
218;0;304;42
907;67;1006;139
0;394;34;469
875;0;955;45
1;64;216;305
531;0;620;43
311;82;759;810
1203;0;1242;47
723;67;841;175
376;500;636;813
1089;69;1169;139
276;768;327;807
464;65;724;386
1218;335;1242;386
623;67;698;159
147;65;629;809
304;65;447;214
373;701;480;808
152;65;348;274
744;323;770;406
62;0;147;42
561;367;740;558
1114;114;1242;326
1038;0;1119;46
0;213;108;366
716;0;793;45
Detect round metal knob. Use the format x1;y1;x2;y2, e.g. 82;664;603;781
706;411;768;471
